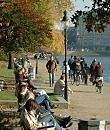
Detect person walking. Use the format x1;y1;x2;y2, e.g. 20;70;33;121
61;60;70;77
46;56;57;87
89;59;97;84
94;62;103;93
83;63;90;85
68;55;73;79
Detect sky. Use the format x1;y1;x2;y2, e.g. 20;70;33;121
74;0;93;11
55;0;93;29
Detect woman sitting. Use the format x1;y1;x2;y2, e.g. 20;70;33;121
20;98;61;130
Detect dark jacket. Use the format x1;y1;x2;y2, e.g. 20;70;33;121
46;60;57;73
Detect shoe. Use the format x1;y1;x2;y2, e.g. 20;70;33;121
63;116;71;121
50;111;54;114
62;116;72;128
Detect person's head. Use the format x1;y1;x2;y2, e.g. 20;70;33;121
84;63;87;67
93;59;96;62
60;75;64;80
71;55;73;58
74;56;77;60
98;62;101;65
24;99;39;112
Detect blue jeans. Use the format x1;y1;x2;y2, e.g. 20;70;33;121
38;114;61;130
35;94;53;111
49;72;55;87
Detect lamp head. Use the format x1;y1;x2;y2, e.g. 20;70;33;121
62;10;68;22
62;10;69;29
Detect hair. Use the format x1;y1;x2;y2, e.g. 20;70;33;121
24;99;38;112
60;75;64;80
19;82;28;91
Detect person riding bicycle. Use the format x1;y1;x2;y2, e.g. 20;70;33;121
75;59;81;73
70;56;77;82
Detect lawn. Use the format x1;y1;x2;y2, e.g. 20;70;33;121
0;68;15;80
0;90;17;100
0;89;58;101
0;62;58;101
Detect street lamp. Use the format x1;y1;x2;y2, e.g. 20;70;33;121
62;10;69;101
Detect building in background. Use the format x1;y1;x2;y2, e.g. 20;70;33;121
68;18;110;51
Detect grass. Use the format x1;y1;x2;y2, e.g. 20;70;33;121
0;90;58;101
0;68;14;79
0;89;58;102
48;93;59;101
0;90;17;100
0;62;58;101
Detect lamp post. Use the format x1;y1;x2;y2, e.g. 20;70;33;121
62;10;69;101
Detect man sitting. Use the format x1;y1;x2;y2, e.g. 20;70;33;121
54;75;73;97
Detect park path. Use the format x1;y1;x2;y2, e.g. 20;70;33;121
33;59;110;130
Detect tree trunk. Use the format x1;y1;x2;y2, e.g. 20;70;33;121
8;52;13;69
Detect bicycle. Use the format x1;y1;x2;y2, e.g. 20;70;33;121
75;70;81;86
70;70;75;85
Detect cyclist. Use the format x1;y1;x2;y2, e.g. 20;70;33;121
70;56;77;83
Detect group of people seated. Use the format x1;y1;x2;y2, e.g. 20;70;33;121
14;60;73;130
16;81;73;130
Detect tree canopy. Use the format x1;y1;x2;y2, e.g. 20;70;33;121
71;0;110;32
0;0;71;55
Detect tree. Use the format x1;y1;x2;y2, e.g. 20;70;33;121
71;0;110;32
0;0;53;68
0;0;72;63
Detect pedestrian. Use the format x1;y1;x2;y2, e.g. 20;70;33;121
94;62;103;93
61;60;70;76
70;56;77;82
89;59;97;84
68;55;73;78
83;63;90;85
46;56;57;87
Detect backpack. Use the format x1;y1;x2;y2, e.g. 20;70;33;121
75;64;81;71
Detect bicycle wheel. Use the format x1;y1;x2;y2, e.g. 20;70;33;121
71;74;74;85
76;75;80;86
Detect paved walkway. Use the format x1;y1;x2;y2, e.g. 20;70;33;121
32;59;110;130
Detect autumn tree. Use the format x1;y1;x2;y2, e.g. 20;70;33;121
0;0;53;68
47;0;72;54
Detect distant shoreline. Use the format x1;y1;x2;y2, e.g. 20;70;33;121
67;51;110;57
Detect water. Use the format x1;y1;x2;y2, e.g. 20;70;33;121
56;56;110;83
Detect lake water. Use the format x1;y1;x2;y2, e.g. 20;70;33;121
56;56;110;83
